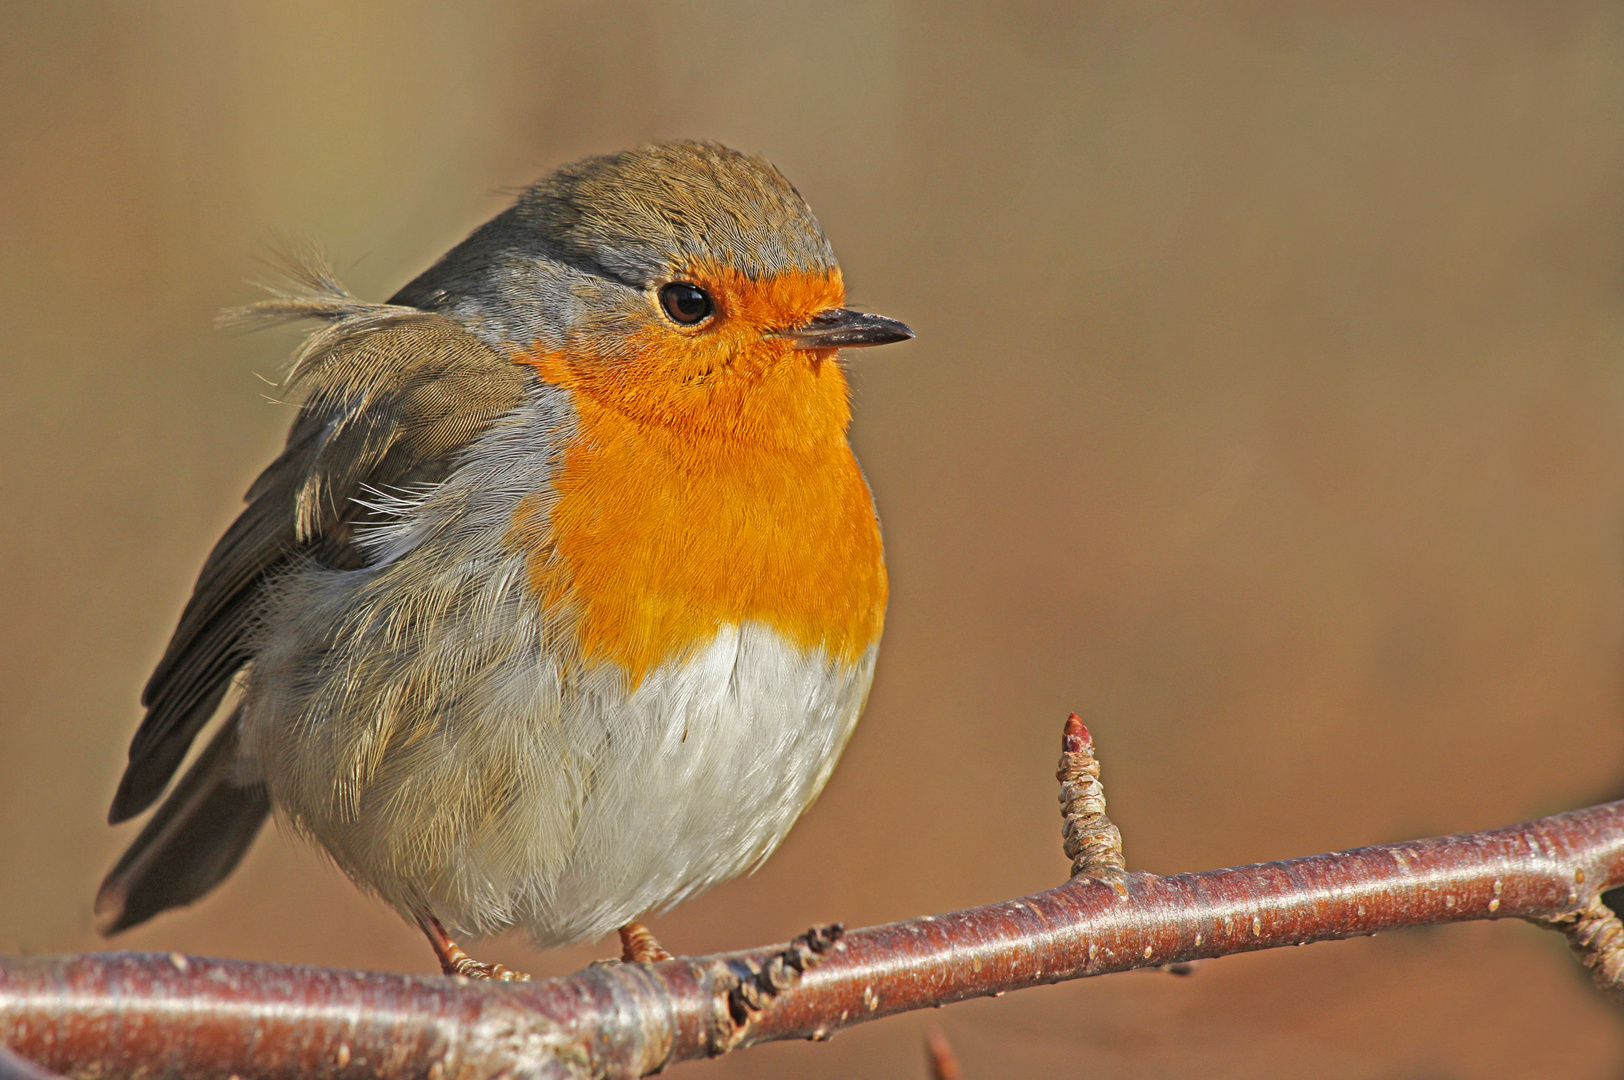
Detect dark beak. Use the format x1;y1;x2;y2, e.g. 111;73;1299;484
785;308;914;349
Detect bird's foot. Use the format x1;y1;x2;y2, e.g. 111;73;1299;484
445;954;531;981
619;921;672;963
418;914;531;981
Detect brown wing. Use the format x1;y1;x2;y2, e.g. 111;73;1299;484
108;297;530;823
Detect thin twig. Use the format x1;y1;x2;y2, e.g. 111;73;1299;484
924;1028;963;1080
5;718;1624;1079
5;803;1621;1079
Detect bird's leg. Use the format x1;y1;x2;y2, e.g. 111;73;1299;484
618;921;672;963
417;915;531;981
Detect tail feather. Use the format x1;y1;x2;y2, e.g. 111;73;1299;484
96;711;270;935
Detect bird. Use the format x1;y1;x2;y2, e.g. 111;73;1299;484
95;140;913;978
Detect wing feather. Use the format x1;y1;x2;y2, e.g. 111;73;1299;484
110;284;530;823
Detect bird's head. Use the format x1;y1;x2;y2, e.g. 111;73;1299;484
393;141;911;444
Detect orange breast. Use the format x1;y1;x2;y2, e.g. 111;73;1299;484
510;337;886;687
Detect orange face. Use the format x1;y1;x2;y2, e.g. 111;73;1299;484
519;260;850;444
511;262;888;687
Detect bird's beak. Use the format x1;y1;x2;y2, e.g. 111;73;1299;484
785;308;914;349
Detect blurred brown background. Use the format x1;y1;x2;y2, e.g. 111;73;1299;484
5;1;1624;1076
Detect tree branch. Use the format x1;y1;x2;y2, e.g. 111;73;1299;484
4;718;1622;1078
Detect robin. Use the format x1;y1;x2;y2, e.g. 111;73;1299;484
95;141;912;978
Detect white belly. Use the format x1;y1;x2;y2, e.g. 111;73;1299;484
513;624;873;946
243;590;873;945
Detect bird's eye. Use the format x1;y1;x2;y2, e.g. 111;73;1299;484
659;282;714;326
